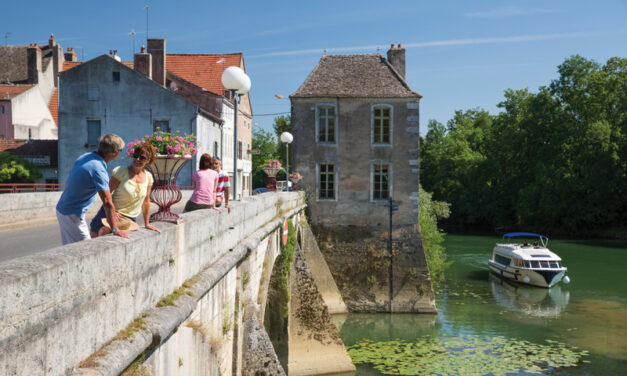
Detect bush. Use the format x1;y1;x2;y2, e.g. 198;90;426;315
0;152;42;183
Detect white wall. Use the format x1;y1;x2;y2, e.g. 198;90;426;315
12;87;57;140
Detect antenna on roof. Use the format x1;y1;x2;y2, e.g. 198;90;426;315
143;5;149;40
128;29;136;54
4;32;11;46
323;48;327;55
377;46;380;53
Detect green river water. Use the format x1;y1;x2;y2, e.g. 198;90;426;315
332;234;627;375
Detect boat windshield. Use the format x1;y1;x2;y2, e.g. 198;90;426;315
503;232;548;248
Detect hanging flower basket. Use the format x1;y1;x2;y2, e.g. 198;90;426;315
262;166;282;177
127;129;197;224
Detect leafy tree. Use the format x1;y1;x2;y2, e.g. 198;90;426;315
251;128;279;188
272;115;292;169
418;185;451;283
420;55;627;234
0;152;42;183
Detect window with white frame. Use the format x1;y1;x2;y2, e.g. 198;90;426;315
372;105;392;144
372;162;391;200
316;104;336;143
318;162;336;200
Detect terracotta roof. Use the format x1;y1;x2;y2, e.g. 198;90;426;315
291;54;421;98
0;84;35;99
0;46;28;83
62;61;82;71
166;53;242;96
48;89;58;126
121;61;134;69
0;139;58;167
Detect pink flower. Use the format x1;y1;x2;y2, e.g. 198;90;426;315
177;136;184;142
156;136;163;141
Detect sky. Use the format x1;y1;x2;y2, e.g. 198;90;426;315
3;0;626;136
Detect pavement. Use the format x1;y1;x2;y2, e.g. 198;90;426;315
0;204;185;263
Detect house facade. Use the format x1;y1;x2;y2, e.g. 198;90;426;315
0;34;75;140
58;52;221;186
290;45;422;227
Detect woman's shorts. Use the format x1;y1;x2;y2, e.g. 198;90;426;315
89;206;137;233
184;200;212;212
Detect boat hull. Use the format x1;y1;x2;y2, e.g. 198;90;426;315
488;261;566;288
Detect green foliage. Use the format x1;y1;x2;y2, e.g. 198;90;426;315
420;55;627;234
252;127;279;188
347;335;589;375
0;152;42;183
418;185;451;283
273;220;296;318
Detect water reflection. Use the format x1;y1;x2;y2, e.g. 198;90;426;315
489;273;569;318
332;313;437;344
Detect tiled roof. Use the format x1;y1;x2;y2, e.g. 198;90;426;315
48;89;58;126
121;61;134;69
0;84;35;99
0;139;58;167
166;53;242;96
0;46;28;83
62;61;82;71
291;54;421;98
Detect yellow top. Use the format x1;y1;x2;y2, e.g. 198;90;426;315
111;166;153;218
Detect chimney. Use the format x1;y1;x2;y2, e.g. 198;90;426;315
134;46;152;79
387;43;406;79
147;38;166;87
27;44;42;84
64;48;77;62
49;34;62;86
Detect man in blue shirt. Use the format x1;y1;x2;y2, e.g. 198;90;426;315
56;134;130;244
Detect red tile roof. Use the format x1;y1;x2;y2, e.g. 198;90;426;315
166;53;242;96
122;61;134;69
0;84;35;99
62;61;82;71
48;89;58;126
0;139;27;152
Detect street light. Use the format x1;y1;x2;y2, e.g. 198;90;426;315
280;132;293;190
221;66;251;200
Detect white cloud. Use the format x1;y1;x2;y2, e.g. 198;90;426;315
250;32;599;58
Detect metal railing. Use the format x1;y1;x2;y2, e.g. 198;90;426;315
0;183;194;194
0;183;65;193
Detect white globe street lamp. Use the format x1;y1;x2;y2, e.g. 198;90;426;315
221;66;251;200
280;131;293;190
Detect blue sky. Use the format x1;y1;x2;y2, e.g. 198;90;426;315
3;0;626;135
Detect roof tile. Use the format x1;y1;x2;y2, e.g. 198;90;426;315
166;53;242;96
0;84;35;99
48;89;58;126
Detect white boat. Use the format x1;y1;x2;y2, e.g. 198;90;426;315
488;232;571;288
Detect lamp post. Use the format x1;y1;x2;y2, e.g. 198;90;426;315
280;132;293;190
221;66;251;200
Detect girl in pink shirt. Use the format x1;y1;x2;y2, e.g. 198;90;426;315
184;153;222;213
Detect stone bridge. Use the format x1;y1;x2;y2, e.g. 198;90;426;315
0;192;356;376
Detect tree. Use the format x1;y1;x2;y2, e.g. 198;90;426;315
251;128;279;189
0;152;42;183
272;115;291;171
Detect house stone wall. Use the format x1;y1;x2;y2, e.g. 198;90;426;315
292;97;420;227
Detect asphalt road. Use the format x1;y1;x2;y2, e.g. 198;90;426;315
0;206;185;263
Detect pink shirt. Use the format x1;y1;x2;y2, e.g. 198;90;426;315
189;169;219;205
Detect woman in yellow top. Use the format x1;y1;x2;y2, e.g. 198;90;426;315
89;143;160;237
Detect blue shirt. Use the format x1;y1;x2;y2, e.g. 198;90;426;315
56;152;110;218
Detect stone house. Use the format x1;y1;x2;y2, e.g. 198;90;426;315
58;39;253;196
0;34;76;140
290;45;422;228
290;45;436;313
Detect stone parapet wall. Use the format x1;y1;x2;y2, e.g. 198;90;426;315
0;192;303;376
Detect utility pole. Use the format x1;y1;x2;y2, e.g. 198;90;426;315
384;196;400;312
143;5;149;40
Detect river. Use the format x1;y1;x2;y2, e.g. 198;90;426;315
332;234;627;375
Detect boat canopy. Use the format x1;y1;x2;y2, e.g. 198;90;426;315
503;232;548;247
503;232;546;239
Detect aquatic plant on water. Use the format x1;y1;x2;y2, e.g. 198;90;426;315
347;334;589;375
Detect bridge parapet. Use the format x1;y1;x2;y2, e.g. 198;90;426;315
0;192;304;376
